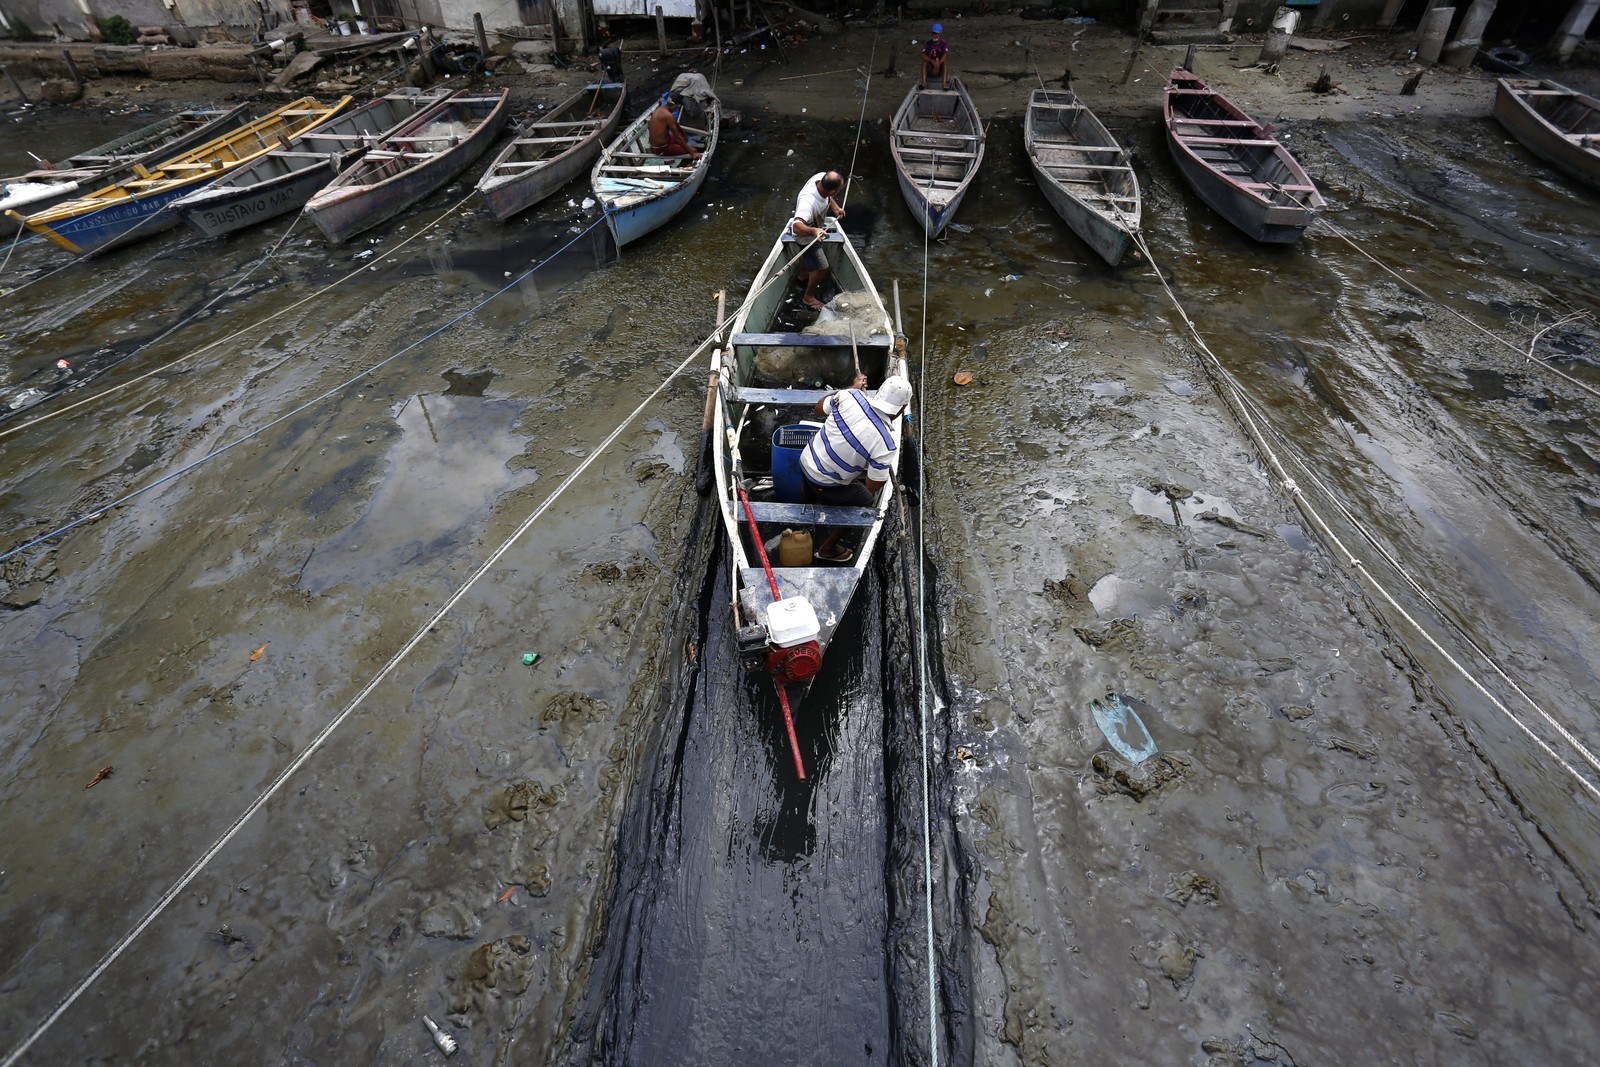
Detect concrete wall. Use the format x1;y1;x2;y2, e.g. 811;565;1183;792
0;0;295;40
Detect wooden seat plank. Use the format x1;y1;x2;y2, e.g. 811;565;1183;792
736;501;879;528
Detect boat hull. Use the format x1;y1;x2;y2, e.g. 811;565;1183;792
1164;68;1323;244
711;229;905;717
1025;88;1140;266
304;90;511;244
1493;77;1600;192
175;162;340;238
1;103;252;236
891;79;985;239
173;90;454;239
592;93;719;249
479;84;626;221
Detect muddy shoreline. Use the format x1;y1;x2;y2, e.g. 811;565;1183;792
3;12;1599;1067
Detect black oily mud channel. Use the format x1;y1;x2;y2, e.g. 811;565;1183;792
1;94;1598;1067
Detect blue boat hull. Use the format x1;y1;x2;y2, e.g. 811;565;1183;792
33;181;202;255
603;162;710;248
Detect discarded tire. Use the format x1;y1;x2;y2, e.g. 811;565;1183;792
1480;47;1528;74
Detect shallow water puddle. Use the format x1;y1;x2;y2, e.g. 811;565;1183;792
300;392;535;592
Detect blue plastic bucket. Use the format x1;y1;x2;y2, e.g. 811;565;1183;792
771;424;819;503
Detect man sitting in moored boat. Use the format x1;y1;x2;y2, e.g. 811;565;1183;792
788;170;847;311
800;374;913;563
648;92;700;159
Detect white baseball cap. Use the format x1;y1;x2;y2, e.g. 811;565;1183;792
870;375;913;415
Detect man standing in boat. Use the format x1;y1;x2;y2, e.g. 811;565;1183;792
648;92;700;160
800;373;913;563
922;24;949;90
789;170;846;311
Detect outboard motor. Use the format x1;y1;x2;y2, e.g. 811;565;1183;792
760;596;822;684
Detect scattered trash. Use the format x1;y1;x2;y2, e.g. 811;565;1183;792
581;197;594;209
84;765;113;790
984;288;993;297
786;148;794;156
422;1015;458;1057
497;885;517;903
55;359;69;369
249;642;269;662
1001;274;1021;282
1066;15;1096;23
953;371;974;386
522;652;539;666
1090;693;1158;764
354;249;374;259
954;746;973;761
567;198;577;207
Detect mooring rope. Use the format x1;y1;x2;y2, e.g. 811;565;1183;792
0;227;844;1066
0;190;476;444
0;200;584;565
841;17;880;208
1126;224;1600;803
1312;215;1600;402
916;148;940;1067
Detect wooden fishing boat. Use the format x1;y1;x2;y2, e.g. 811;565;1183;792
1163;67;1324;243
890;78;985;238
172;89;453;239
303;88;511;244
709;226;907;776
1025;87;1141;266
1;103;253;235
591;91;719;248
8;98;348;255
1493;77;1600;192
477;83;627;221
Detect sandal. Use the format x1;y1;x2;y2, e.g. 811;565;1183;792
815;545;853;563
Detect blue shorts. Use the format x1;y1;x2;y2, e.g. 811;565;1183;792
801;241;828;273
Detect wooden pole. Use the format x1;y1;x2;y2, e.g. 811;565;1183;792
1442;0;1499;67
1257;8;1298;68
1551;0;1599;63
712;2;722;76
1416;6;1456;65
656;5;667;58
61;49;84;86
1;65;27;103
473;12;488;56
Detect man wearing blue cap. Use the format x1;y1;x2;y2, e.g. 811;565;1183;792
648;91;700;159
921;24;949;90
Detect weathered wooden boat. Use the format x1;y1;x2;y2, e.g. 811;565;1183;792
303;88;511;244
8;98;348;255
1025;87;1141;266
890;78;985;238
171;89;453;239
709;226;907;776
1;103;252;235
592;81;719;248
1493;77;1600;193
477;83;627;221
1163;67;1324;243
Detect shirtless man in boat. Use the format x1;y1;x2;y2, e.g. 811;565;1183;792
788;170;846;311
648;92;700;159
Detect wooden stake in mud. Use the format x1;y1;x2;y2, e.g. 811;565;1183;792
695;290;727;495
61;50;84;86
656;5;668;58
473;12;489;57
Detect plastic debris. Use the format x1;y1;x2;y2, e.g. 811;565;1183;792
354;249;374;259
581;197;595;209
953;371;973;385
522;652;539;666
55;358;70;369
1002;274;1021;282
422;1016;458;1057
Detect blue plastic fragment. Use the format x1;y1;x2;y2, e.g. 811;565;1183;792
1090;693;1158;764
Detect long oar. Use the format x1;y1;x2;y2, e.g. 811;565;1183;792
694;289;727;495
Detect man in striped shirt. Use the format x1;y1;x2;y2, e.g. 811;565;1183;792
799;373;914;563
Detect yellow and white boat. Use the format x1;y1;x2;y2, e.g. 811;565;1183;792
6;96;350;255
